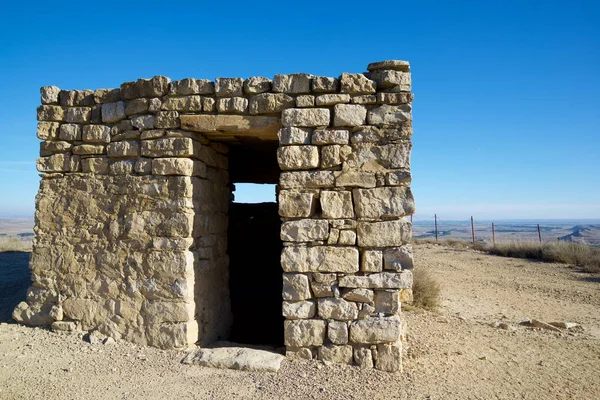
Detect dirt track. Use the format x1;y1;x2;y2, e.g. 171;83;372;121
1;244;599;399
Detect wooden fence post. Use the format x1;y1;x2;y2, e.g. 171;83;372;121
537;224;542;243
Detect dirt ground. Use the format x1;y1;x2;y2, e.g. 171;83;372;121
1;244;599;399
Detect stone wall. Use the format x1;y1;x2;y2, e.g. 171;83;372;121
14;60;415;372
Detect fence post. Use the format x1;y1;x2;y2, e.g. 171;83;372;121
471;216;475;244
537;224;542;243
434;214;438;242
492;222;495;246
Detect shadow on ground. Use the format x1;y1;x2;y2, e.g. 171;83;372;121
0;252;30;323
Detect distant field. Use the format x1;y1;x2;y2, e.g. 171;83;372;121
0;218;34;250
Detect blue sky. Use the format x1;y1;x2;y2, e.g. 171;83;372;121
0;0;598;220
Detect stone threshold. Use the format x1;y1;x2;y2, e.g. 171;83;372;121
182;341;285;372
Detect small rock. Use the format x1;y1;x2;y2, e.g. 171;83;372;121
548;321;579;329
531;319;562;332
103;337;116;345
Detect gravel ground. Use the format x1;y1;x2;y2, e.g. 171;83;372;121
1;244;599;399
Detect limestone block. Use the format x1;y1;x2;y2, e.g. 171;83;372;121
51;321;79;332
338;271;413;289
109;160;134;175
56;124;79;141
272;73;311;94
368;104;412;126
344;143;412;171
41;86;60;104
120;76;170;99
276;146;319;170
216;97;248;114
215;78;243;97
155;111;180;129
386;170;412;186
134;159;152;174
282;108;330;127
278;127;312;145
180;114;279;135
338;230;356;245
141;137;195;157
375;343;402;372
349;317;402;344
333;104;367;127
340;73;376;94
101;101;126;123
312;76;338;93
107;141;140;158
374;290;400;314
320;190;354;219
282;273;312;301
141;130;164;140
334;171;376;188
284;319;326;347
202;97;215;112
311;129;349;145
317;298;358;321
247;93;292;115
285;347;313;360
82;125;111;143
354;347;374;369
62;298;105;330
351;95;377;104
282;300;316;319
383;246;414;271
81;157;109;174
295;95;314;108
243;76;272;94
357;220;412;247
362;250;383;272
161;96;202;112
278;190;316;218
281;246;359;273
12;302;52;326
131;115;156;130
318;345;353;364
40;141;72;156
124;98;148;116
280;171;335;188
37;122;60;140
399;288;413;303
170;78;215;95
315;94;350;106
94;88;121;104
369;70;411;90
36;154;69;172
72;144;105;155
65;107;92;123
321;145;341;169
367;60;410;72
327;228;340;245
328;321;349;344
353;187;415;218
281;219;329;242
37;105;65;122
377;92;414;105
310;281;334;298
149;98;162;112
146;322;197;350
151;158;194;176
342;288;374;303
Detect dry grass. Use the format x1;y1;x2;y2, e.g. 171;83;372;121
0;237;26;252
409;266;441;310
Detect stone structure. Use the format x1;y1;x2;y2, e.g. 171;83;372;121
14;60;415;372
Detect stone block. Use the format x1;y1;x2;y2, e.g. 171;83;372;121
82;125;111;143
40;141;72;156
320;190;354;219
131;115;156;130
327;321;348;344
349;317;402;344
109;160;134;175
282;108;330;127
386;170;412;186
170;78;215;95
285;347;313;360
280;219;329;242
312;76;338;93
377;92;414;105
327;228;340;245
338;271;413;289
101;101;126;123
37;105;64;122
148;98;162;112
276;146;319;170
354;347;374;369
399;288;413;303
66;107;92;123
120;76;170;99
215;78;244;97
155;111;180;129
107;141;140;158
368;104;411;126
134;159;152;174
338;230;356;245
272;73;311;94
334;171;376;188
284;320;326;347
318;345;353;364
361;250;383;272
278;127;312;145
340;73;376;94
357;220;412;247
216;97;248;113
383;246;414;271
94;88;121;104
353;187;415;218
41;86;60;104
344;143;412;171
278;190;316;218
282;301;316;319
317;298;358;320
282;273;312;301
202;97;215;112
36;154;70;172
56;123;79;141
369;70;411;90
351;95;377;104
181;114;280;136
141;137;195;157
243;76;272;94
281;246;359;273
295;95;314;107
36;123;60;143
342;288;374;303
375;343;402;372
152;158;194;176
81;157;109;174
367;60;410;72
311;129;349;145
161;96;202;112
125;98;149;116
333;104;367;127
248;93;294;115
72;144;105;155
374;290;400;314
315;94;350;106
310;281;334;298
320;145;341;169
